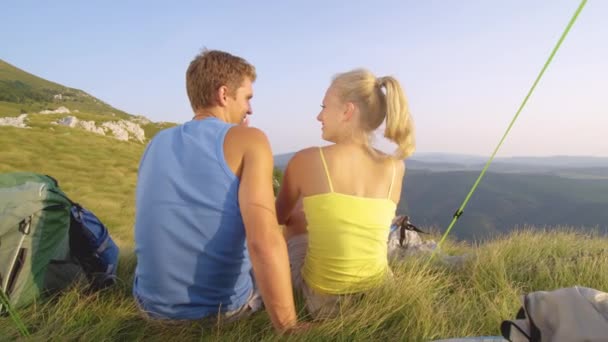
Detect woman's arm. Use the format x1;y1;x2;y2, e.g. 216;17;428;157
391;159;406;204
275;151;306;225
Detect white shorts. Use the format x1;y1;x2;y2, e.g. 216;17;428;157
287;234;344;320
220;287;263;323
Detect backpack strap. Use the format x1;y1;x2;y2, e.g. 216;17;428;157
96;236;111;255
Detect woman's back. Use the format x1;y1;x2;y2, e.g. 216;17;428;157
296;145;403;294
300;144;403;201
276;68;414;305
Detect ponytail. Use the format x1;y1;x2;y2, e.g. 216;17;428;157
331;69;415;159
377;76;415;159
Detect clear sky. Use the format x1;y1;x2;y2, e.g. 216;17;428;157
2;0;606;156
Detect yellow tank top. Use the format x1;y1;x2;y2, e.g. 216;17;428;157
301;148;397;295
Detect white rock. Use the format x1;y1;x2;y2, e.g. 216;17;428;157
53;116;145;142
56;116;105;136
120;120;146;142
131;115;151;125
101;120;146;142
79;120;105;135
102;121;129;141
0;114;29;128
57;116;79;128
40;106;71;114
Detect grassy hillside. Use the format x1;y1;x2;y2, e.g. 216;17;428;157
0;59;176;143
0;59;131;118
2;120;608;341
0;126;143;245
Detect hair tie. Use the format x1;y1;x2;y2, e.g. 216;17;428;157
377;77;385;88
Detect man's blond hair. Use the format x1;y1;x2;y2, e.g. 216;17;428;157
186;49;257;111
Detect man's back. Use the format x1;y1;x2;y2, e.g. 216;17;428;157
133;118;252;320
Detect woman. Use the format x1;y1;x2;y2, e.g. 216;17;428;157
275;69;415;319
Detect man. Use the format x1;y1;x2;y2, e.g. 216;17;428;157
133;50;301;333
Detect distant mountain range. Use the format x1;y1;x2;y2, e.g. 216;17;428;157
2;58;606;242
274;152;608;240
275;152;608;179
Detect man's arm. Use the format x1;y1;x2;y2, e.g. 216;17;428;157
237;127;298;332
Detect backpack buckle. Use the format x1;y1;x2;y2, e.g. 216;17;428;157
19;216;32;235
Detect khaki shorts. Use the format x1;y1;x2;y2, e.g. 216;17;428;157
287;234;346;320
219;288;263;324
136;288;263;325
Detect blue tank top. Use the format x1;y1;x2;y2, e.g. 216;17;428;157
133;118;252;319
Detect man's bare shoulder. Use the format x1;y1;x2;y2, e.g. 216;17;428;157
227;125;268;141
226;125;271;151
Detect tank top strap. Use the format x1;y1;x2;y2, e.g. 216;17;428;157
318;147;334;193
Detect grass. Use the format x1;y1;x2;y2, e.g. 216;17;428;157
2;126;608;341
0;126;142;245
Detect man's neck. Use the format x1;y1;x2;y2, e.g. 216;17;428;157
193;107;228;122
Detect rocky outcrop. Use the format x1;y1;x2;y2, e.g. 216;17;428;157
101;120;145;142
40;106;71;114
56;116;78;127
56;116;105;135
0;114;28;128
130;115;151;125
79;120;106;136
1;110;149;143
55;116;144;142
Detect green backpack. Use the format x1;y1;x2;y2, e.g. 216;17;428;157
0;173;84;313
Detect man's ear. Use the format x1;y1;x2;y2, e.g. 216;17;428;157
216;85;229;107
342;102;356;122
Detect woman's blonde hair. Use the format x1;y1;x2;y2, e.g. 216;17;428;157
331;69;415;159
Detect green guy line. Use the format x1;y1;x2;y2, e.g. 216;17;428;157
431;0;588;259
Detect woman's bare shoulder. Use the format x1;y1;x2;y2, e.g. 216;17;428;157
286;146;321;169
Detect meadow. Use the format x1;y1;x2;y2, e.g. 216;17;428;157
2;125;607;341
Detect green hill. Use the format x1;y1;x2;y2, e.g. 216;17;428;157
0;59;175;142
0;60;178;242
0;59;132;118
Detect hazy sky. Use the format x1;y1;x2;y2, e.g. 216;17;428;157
2;1;606;156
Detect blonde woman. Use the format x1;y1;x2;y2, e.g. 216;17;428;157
276;69;415;319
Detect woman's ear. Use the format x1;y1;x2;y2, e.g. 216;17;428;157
342;102;356;122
